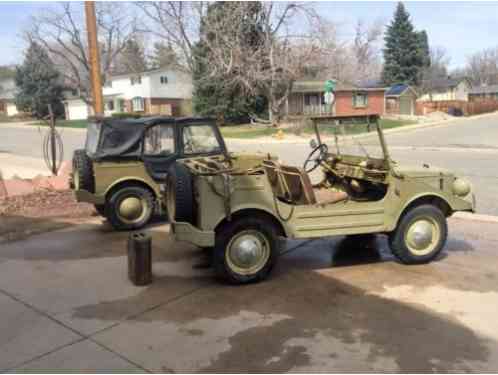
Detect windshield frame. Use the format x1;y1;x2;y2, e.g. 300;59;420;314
178;122;228;158
311;114;390;163
84;121;103;157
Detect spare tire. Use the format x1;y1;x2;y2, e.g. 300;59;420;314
166;163;194;224
73;149;95;193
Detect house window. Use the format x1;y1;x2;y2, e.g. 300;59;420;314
118;99;126;112
132;97;144;112
106;100;114;111
104;80;112;88
353;92;368;108
160;76;168;84
304;94;311;106
130;76;142;85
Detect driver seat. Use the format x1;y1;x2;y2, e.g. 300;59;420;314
262;160;348;206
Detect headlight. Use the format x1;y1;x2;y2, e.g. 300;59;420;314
452;178;471;197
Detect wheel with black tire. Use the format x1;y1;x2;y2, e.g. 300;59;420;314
94;204;107;217
106;185;154;230
72;149;95;193
166;163;194;223
214;216;281;284
389;204;447;264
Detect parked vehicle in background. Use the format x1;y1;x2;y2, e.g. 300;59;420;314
165;114;475;284
71;116;228;230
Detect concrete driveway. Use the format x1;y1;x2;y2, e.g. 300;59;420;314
1;216;498;372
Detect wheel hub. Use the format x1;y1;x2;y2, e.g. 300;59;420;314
231;236;262;268
119;197;143;221
406;219;436;254
227;231;270;275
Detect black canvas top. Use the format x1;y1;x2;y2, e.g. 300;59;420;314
91;116;214;160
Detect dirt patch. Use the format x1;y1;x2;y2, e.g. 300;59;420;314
0;189;96;243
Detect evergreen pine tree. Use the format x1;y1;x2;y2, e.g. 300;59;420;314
115;38;148;74
150;42;179;69
382;2;424;85
417;30;431;68
15;42;64;118
192;2;267;122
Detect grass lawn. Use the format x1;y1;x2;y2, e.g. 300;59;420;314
220;118;417;139
0;115;25;123
34;119;88;128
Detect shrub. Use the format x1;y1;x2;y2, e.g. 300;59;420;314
111;112;142;119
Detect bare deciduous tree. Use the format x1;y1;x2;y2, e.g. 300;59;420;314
25;2;138;104
352;19;383;83
200;2;323;123
135;2;206;73
465;47;498;86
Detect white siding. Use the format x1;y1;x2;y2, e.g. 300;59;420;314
102;68;193;101
65;99;90;120
5;102;18;116
418;81;471;102
148;70;192;99
103;75;151;100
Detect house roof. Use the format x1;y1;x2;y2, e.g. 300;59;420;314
469;84;498;95
425;76;470;91
292;80;386;93
386;83;417;97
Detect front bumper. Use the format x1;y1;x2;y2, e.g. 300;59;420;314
171;221;215;248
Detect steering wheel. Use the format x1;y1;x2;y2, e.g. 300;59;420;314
303;143;328;173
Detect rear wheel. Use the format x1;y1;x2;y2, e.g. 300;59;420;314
389;204;447;264
106;186;154;230
214;216;281;284
72;149;94;193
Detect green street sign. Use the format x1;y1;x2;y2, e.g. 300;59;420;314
324;79;336;93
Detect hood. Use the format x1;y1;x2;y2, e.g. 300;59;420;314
393;164;452;178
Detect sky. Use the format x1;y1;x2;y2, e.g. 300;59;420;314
0;1;497;69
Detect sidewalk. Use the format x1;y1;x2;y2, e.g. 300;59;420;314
0;153;48;179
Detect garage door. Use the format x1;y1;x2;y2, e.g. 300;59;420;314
399;96;413;115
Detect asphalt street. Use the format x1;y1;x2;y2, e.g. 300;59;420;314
1;113;498;214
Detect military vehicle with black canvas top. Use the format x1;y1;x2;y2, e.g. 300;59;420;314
71;116;228;230
165;114;475;284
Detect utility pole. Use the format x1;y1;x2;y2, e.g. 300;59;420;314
84;1;104;116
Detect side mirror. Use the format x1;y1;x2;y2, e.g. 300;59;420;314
310;139;317;149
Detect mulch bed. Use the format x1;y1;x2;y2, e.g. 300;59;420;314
0;189;97;243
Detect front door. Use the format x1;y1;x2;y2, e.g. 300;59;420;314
141;123;177;181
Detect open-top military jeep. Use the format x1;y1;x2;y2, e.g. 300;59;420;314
71;116;228;230
166;114;475;284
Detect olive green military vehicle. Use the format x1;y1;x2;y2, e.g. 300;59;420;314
71;117;228;230
166;114;475;284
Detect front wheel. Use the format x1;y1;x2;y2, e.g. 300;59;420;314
214;217;281;284
389;204;448;264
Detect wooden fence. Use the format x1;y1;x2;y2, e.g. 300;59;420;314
416;100;498;116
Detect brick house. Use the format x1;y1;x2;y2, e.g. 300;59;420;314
63;67;193;120
285;80;387;117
